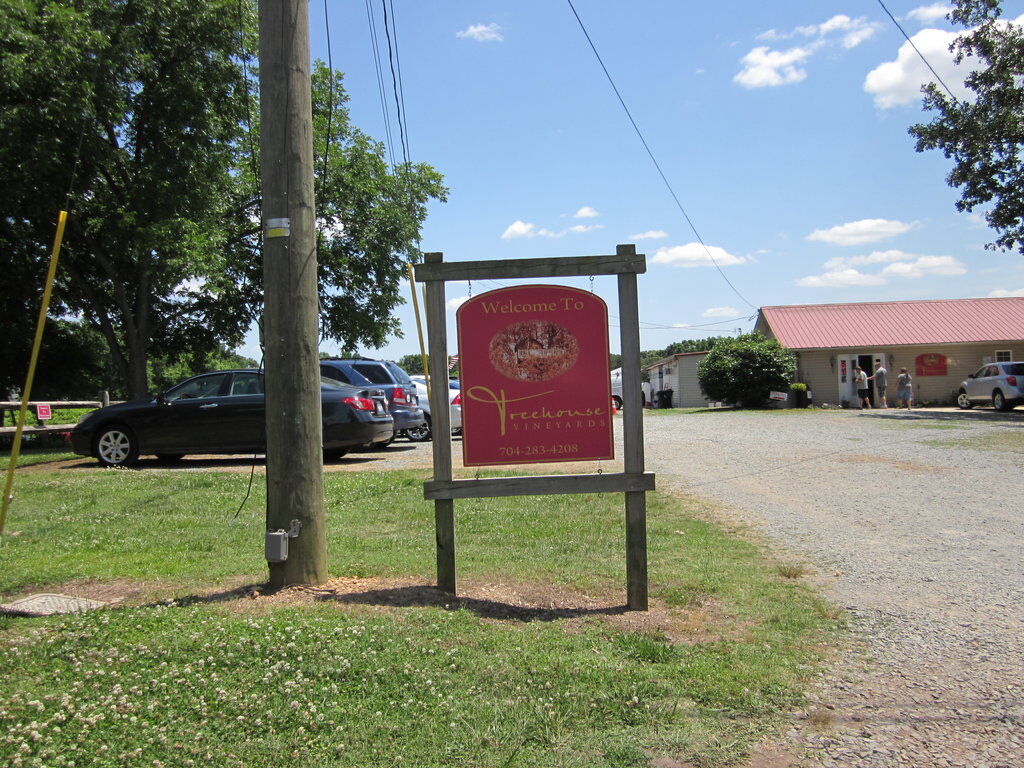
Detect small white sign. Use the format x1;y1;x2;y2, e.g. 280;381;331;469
769;391;788;401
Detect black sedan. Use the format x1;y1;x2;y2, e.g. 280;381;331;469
71;369;393;467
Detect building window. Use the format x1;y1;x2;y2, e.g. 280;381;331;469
995;349;1012;362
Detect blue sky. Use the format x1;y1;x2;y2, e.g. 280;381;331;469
242;1;1024;361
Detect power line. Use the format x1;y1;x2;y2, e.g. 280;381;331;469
874;0;960;104
564;0;757;312
320;0;335;183
380;0;410;170
364;0;396;169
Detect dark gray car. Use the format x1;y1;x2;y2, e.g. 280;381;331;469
318;358;426;446
71;370;393;466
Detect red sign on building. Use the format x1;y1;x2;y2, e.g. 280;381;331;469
456;285;613;466
915;353;948;376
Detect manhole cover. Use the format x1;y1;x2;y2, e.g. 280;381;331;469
0;593;107;617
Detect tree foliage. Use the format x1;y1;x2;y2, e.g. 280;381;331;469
396;354;425;375
2;3;446;399
638;336;735;375
909;0;1024;253
696;333;796;407
0;0;255;399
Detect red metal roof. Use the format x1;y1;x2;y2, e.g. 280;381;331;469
758;297;1024;349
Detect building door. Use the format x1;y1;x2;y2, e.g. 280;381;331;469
857;354;875;407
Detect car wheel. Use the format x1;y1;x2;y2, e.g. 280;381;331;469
956;390;973;410
406;416;432;442
993;390;1012;411
323;447;349;462
611;396;623;411
155;453;185;463
372;433;396;449
94;425;139;468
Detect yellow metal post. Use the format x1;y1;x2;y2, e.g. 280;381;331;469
1;211;68;535
407;262;431;400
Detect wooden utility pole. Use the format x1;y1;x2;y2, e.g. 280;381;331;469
259;0;327;587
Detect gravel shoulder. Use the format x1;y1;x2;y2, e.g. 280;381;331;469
642;407;1024;768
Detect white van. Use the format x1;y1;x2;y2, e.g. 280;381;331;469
610;368;649;409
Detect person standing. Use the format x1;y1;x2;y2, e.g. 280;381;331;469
854;365;871;409
895;367;913;410
868;361;888;409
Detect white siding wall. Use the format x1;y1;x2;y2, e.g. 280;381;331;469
796;343;1020;406
646;353;710;408
676;353;711;407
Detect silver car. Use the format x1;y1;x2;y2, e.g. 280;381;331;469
957;362;1024;411
405;376;463;441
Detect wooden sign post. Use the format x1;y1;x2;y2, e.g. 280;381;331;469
414;244;653;610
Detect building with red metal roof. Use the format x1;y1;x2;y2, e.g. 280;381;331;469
754;296;1024;408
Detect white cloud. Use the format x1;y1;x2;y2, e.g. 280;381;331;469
502;220;536;239
573;206;599;219
906;4;951;24
760;15;879;46
456;23;503;43
629;230;668;240
702;306;739;318
501;219;602;239
863;27;971;108
566;224;604;234
672;323;691;329
798;253;965;287
880;255;966;278
651;243;746;268
807;218;915;246
734;45;815;88
740;15;880;88
988;287;1024;297
796;268;887;288
446;296;469;311
824;248;915;270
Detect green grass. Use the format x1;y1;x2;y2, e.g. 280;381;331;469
0;469;839;767
0;448;77;468
924;430;1024;452
642;407;725;416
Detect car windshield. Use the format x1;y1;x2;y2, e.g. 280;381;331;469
320;377;349;390
384;361;412;384
1004;363;1024;376
350;363;393;385
165;373;227;402
449;380;460;390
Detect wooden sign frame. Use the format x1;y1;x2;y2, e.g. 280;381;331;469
413;244;654;610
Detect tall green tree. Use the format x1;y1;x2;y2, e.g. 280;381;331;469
3;3;445;400
909;0;1024;253
226;61;447;357
1;0;255;399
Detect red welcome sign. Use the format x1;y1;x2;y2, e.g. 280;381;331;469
915;353;948;376
457;285;613;466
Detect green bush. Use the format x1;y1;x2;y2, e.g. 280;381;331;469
697;334;796;407
790;382;808;393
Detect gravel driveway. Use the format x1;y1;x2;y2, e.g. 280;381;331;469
642;407;1024;768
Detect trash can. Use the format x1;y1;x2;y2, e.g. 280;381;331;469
656;389;674;409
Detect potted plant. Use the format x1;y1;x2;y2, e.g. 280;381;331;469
790;382;809;408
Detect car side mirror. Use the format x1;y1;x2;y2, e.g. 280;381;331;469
967;374;975;379
157;392;168;405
